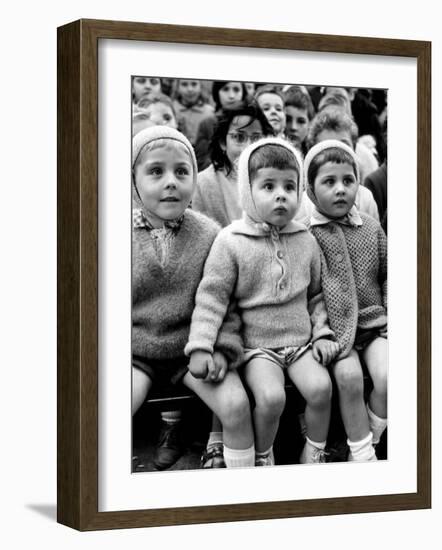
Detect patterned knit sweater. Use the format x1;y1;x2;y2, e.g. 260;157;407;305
309;212;387;359
132;208;243;368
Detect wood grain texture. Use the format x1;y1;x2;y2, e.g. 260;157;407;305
57;18;431;531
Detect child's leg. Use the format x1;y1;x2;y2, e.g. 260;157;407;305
332;350;369;442
287;350;332;444
183;370;254;467
362;337;388;444
244;358;286;456
332;350;376;461
132;366;153;415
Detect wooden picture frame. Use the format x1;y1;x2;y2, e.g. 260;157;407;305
57;18;431;531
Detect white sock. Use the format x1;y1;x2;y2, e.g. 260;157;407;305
207;431;223;448
300;437;327;464
223;444;255;468
348;432;377;462
367;405;387;445
161;410;181;424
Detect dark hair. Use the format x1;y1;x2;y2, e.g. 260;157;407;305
307;106;358;149
283;86;315;120
249;144;300;183
307;147;358;188
211;101;274;174
211;81;247;111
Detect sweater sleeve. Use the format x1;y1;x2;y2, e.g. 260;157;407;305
307;242;336;343
185;231;238;357
213;300;244;369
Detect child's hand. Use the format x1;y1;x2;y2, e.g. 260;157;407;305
189;351;212;379
312;339;340;366
206;352;228;383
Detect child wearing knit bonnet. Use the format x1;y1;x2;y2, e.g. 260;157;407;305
132;126;255;469
186;137;339;466
305;139;388;462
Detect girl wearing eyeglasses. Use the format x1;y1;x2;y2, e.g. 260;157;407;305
193;101;274;228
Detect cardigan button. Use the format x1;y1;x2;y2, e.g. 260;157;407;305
277;250;283;259
279;282;285;290
336;253;344;262
341;283;349;292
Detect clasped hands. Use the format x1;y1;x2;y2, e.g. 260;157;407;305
189;350;228;383
312;339;340;366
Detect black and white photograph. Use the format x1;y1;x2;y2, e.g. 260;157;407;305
131;76;389;474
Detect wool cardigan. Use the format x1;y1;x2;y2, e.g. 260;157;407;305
132;208;243;368
185;137;334;357
308;212;387;359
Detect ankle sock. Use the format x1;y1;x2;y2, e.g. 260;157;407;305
367;405;387;445
223;444;255;468
161;410;182;424
348;432;377;462
300;437;327;464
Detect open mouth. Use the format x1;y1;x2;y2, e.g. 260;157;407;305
161;197;180;202
333;200;347;206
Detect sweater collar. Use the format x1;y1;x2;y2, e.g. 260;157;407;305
310;205;363;227
133;208;184;232
231;213;307;237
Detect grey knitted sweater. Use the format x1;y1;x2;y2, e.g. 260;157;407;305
309;212;387;359
132;208;243;367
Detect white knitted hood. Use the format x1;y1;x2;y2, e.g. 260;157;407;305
237;137;304;223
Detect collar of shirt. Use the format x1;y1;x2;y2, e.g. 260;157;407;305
310;205;363;227
132;208;184;232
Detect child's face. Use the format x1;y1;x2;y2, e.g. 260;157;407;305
178;80;201;105
134;144;194;225
257;92;286;135
218;82;243;108
251;167;299;227
285;106;309;147
316;129;353;149
223;116;264;170
313;161;358;218
144;103;178;129
132;77;161;102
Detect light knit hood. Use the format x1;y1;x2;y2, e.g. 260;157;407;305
237;137;304;224
132;126;198;211
304;139;360;213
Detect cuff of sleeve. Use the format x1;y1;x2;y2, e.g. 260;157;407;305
184;341;214;357
311;328;336;344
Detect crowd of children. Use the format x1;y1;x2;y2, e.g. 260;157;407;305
131;76;388;470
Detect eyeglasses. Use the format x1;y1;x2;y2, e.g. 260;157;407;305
227;132;264;144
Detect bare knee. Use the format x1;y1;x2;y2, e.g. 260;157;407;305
132;368;151;415
304;376;332;409
218;387;251;430
371;368;388;398
254;386;286;419
334;359;364;399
